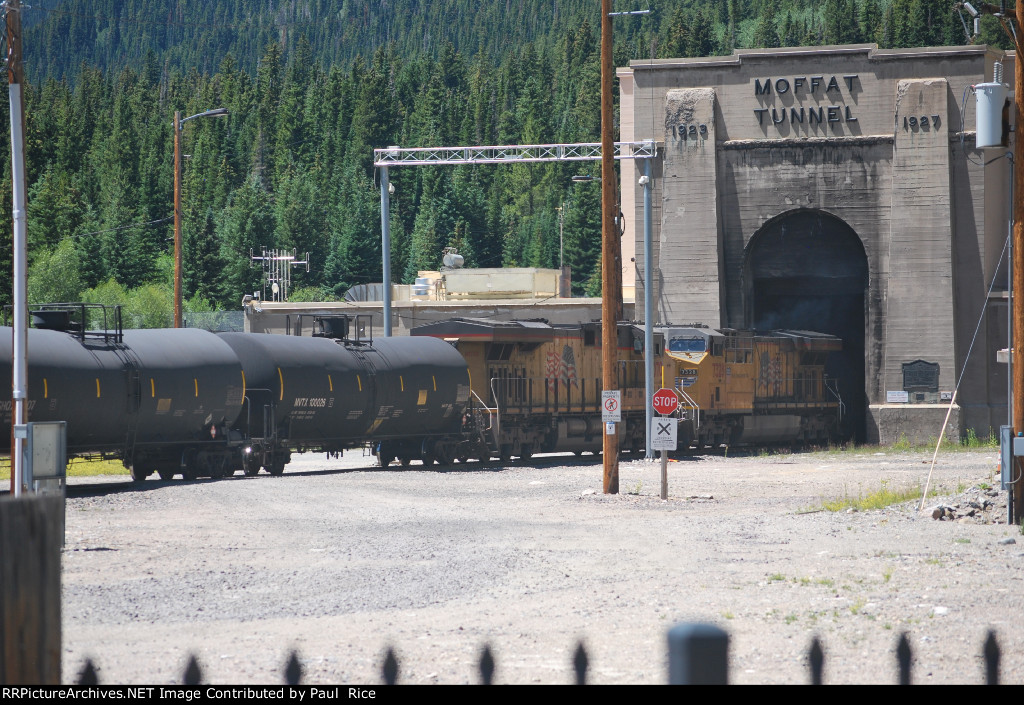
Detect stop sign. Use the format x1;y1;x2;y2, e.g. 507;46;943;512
652;388;679;415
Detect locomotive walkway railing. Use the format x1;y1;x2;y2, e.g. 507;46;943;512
71;622;1003;686
488;368;647;416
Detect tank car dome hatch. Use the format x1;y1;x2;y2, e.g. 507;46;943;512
313;316;350;340
30;309;73;331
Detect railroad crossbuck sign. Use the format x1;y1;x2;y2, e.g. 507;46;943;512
601;390;622;423
650;417;677;451
652;388;679;416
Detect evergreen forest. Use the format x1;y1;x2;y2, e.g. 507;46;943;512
5;0;1006;325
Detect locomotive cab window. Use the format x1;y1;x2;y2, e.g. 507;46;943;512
486;343;514;361
668;337;706;353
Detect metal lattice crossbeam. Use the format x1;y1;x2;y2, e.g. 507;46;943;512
374;140;657;166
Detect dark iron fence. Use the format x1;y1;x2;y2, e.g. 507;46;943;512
73;623;1003;685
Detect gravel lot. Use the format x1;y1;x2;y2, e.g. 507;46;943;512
60;447;1024;685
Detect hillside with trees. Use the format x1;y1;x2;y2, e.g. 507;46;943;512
1;0;1004;324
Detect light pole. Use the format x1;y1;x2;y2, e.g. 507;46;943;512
174;107;228;328
7;0;26;495
556;203;565;269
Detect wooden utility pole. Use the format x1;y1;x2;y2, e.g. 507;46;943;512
173;110;183;328
601;0;620;494
7;0;27;495
1014;0;1024;523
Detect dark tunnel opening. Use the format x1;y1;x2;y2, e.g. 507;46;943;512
745;211;868;442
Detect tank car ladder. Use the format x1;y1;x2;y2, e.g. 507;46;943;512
470;390;501;458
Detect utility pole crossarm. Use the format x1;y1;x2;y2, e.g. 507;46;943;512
373;141;657;167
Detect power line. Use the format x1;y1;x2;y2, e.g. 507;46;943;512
74;216;172;239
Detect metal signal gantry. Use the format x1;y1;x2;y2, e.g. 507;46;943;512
373;140;657;168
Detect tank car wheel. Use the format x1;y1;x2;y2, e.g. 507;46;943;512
519;444;533;461
499;444;512;462
376;452;395;468
399;456;412;467
475;442;491;462
242;448;261;476
129;464;150;483
420;439;437;466
157;468;175;481
180;450;198;481
206;454;228;479
435;445;453;466
268;456;286;476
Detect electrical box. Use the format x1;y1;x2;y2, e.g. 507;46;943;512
22;420;67;491
999;425;1024;490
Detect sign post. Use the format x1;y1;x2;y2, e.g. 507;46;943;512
651;388;680;500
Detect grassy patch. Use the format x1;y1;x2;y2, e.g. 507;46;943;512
964;428;999;448
891;428;997;452
0;456;127;480
814;480;930;512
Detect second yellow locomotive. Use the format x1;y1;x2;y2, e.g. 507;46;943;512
412;319;843;456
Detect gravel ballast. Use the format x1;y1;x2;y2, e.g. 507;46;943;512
61;447;1022;685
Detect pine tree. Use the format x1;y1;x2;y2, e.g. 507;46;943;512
217;175;275;305
751;5;781;49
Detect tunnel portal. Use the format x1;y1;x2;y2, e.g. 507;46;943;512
744;210;869;441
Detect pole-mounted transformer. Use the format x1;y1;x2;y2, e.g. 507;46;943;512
976;61;1010;148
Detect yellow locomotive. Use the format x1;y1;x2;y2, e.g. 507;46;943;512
659;325;843;448
412;319;843;457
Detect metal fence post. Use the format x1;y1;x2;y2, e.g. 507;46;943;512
667;623;729;684
896;633;912;685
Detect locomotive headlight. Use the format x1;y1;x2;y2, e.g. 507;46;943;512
245;446;252;454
